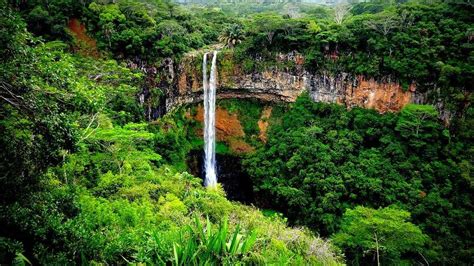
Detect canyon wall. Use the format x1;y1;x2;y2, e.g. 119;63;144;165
165;50;427;114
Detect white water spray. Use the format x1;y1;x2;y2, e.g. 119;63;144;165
203;51;218;187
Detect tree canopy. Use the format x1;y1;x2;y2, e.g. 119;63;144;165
1;0;472;265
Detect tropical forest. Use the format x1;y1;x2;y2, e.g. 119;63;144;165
0;0;472;265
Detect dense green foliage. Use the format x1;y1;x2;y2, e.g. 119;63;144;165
333;206;428;265
0;3;341;264
1;0;473;265
235;2;474;91
10;0;238;61
244;94;473;264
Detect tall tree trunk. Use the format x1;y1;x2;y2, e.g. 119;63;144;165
374;232;380;266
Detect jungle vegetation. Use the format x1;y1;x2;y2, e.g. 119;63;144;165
1;0;472;265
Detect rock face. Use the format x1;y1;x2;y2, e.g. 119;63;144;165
192;105;254;154
165;50;425;114
67;18;99;58
258;107;273;143
308;74;418;113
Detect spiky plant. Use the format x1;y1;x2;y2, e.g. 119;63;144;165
218;24;245;48
173;216;257;265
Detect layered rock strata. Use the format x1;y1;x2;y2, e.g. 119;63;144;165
167;51;425;114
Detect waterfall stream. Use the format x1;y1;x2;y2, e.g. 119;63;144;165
203;51;218;187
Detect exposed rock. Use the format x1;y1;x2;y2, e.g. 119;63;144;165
258;107;273;143
194;105;245;141
167;51;424;114
136;57;172;120
344;76;414;113
137;50;461;124
228;139;255;154
192;105;253;154
67;18;99;58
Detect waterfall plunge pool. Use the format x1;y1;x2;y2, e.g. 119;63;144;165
187;150;255;204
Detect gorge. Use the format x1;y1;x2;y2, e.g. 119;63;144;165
1;1;472;265
139;50;456;125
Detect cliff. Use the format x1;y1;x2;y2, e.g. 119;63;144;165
165;50;426;114
134;50;455;154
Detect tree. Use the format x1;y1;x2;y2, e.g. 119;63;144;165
251;13;285;45
0;2;29;62
155;20;188;57
396;104;440;147
365;13;399;55
365;13;398;37
333;206;428;265
218;24;245;48
333;4;351;25
89;3;126;48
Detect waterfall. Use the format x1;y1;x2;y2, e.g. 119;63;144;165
203;51;218;187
